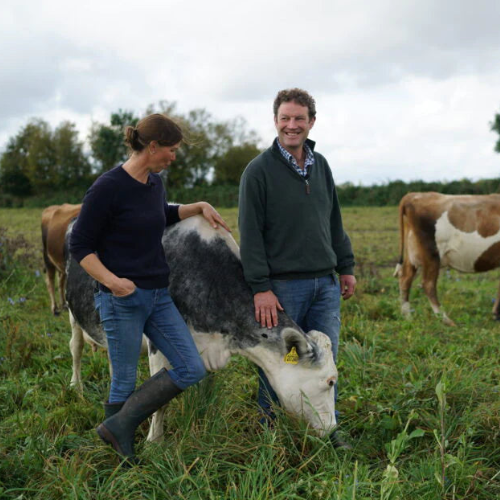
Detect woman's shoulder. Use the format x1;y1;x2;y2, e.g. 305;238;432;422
95;165;124;186
85;166;123;201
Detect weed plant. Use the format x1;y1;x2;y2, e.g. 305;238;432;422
1;207;500;499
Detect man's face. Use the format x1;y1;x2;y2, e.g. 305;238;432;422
274;101;315;153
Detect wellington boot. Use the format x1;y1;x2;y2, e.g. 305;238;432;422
96;368;182;464
103;401;124;419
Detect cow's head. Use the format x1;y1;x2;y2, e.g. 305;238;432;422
246;327;337;435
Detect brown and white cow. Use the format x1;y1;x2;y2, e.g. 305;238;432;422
41;204;81;315
394;192;500;325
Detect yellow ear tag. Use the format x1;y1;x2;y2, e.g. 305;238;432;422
284;347;299;364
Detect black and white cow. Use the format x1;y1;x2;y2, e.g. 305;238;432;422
65;215;338;441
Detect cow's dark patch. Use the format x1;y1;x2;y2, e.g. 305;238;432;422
66;218;304;358
163;227;298;352
475;241;500;272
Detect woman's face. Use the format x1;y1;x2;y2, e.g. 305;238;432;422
150;141;181;172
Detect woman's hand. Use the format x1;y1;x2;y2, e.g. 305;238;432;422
200;202;231;232
110;277;136;297
179;202;231;231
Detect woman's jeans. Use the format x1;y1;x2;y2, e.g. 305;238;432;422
258;275;341;419
95;287;206;403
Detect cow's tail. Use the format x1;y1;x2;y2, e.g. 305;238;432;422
393;197;406;278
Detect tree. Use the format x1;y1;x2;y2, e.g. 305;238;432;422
53;121;91;188
0;118;92;196
89;110;138;174
0;136;32;196
491;111;500;153
0;119;56;195
213;143;262;185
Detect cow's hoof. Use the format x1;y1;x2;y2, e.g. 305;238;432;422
329;430;353;450
146;433;164;443
442;316;456;327
53;309;60;317
69;381;84;394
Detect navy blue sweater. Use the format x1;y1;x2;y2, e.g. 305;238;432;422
70;165;180;291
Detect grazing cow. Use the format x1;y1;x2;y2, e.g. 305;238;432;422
41;204;81;315
65;215;338;441
394;192;500;325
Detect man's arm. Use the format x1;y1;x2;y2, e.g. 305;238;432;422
238;169;282;328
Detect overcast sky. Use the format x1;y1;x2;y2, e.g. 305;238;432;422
2;0;500;185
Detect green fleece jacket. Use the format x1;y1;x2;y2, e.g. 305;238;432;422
238;138;355;294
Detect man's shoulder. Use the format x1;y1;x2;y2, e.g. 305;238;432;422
311;148;328;165
243;147;274;176
311;150;334;178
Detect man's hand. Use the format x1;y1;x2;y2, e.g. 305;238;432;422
254;290;284;329
339;274;356;300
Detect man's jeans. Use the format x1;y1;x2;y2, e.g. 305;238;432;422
258;275;341;418
95;287;206;403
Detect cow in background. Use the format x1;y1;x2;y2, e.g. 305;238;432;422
66;215;338;441
394;192;500;325
41;204;81;315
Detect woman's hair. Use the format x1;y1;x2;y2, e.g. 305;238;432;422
124;113;183;152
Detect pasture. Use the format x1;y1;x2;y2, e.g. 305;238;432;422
1;206;500;499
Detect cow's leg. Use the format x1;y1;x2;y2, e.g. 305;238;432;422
58;271;68;310
44;262;59;316
398;261;417;319
69;310;84;392
107;349;113;378
421;260;455;326
146;342;170;442
492;279;500;320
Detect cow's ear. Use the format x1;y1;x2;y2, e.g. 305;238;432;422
281;327;312;359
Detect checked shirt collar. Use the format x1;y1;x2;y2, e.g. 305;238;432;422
276;140;315;177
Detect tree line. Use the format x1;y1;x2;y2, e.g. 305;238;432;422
0;101;261;206
1;104;500;208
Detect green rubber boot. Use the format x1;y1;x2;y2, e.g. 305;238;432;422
103;401;124;419
96;368;182;464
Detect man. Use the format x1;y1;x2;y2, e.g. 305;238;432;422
238;88;356;448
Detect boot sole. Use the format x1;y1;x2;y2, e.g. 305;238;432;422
96;424;138;465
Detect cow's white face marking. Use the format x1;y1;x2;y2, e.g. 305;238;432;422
176;215;240;258
435;211;500;272
242;329;337;435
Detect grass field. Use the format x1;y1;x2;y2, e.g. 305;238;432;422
1;206;500;499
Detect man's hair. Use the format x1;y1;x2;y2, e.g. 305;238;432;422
273;88;316;120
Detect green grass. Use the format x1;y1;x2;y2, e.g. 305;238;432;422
1;207;500;499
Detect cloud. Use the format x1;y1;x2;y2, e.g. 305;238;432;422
1;0;500;184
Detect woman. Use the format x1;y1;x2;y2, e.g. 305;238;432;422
70;113;230;464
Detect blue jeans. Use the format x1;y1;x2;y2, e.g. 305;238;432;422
95;287;206;403
258;275;341;418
